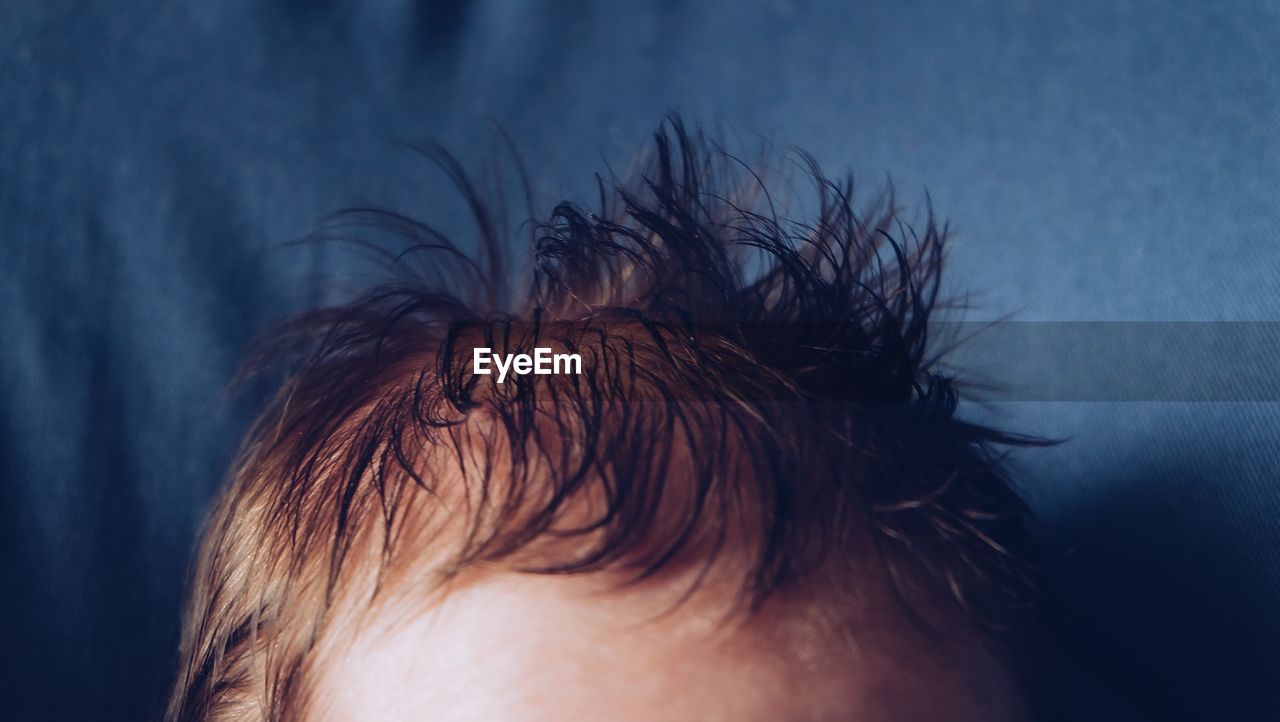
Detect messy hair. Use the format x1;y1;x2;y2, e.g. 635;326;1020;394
169;119;1045;721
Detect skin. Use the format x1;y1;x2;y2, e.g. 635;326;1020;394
309;561;1026;722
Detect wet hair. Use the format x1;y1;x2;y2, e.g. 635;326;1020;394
169;119;1046;721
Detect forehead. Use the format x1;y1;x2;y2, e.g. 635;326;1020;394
310;567;1024;722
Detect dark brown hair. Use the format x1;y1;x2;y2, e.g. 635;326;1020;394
169;119;1045;721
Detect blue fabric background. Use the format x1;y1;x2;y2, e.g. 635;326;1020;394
2;2;1277;720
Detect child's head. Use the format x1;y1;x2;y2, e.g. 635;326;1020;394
171;121;1043;721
